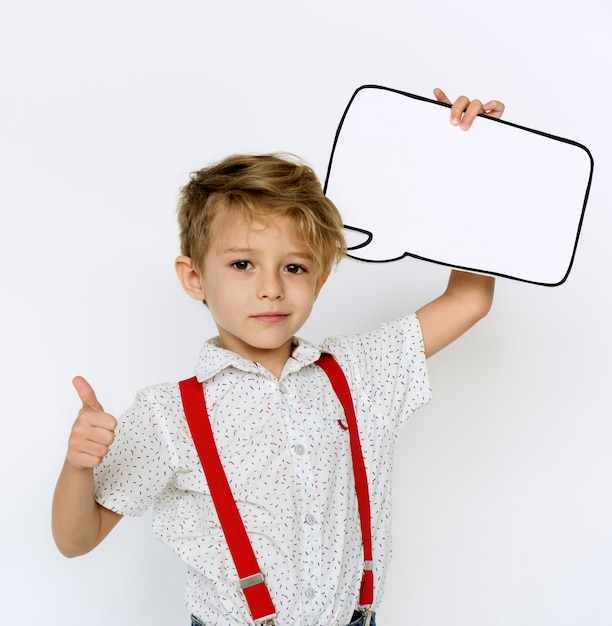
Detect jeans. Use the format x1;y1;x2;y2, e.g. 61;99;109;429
191;611;376;625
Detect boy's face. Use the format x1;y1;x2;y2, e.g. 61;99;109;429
181;212;327;373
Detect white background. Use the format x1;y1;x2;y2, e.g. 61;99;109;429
1;1;610;625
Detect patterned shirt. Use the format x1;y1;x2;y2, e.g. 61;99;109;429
94;313;431;625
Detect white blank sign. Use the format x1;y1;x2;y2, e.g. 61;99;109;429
323;85;593;286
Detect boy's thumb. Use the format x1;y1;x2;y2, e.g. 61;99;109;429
72;376;104;412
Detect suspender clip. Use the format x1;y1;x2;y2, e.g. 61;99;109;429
360;606;374;626
239;572;265;589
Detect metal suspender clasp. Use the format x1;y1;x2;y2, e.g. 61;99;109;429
239;574;276;624
361;561;374;626
239;572;265;589
360;607;374;626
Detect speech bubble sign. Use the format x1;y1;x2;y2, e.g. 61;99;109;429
323;85;594;286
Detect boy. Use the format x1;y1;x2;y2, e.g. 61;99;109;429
53;89;504;626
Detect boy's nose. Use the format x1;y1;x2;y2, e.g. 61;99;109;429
257;272;284;299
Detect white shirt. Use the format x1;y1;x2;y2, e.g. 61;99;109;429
94;313;431;625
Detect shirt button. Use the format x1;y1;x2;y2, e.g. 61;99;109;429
305;513;317;526
278;382;288;393
294;444;306;456
305;587;317;599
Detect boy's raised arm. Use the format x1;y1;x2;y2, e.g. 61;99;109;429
415;89;504;358
416;270;495;358
52;377;122;557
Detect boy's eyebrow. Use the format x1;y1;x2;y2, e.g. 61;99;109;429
221;247;313;259
220;247;255;254
286;251;314;260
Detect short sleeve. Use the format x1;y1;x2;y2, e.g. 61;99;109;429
321;313;431;431
94;384;182;516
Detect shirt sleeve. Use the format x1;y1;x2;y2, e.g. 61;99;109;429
93;383;182;516
321;313;431;432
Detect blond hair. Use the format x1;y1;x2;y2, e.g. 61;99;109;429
177;153;346;278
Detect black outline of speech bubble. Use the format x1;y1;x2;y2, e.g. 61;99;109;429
323;85;594;287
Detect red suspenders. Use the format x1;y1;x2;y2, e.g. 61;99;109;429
178;374;276;622
316;354;374;611
178;354;374;625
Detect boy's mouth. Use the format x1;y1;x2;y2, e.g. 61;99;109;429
251;312;289;323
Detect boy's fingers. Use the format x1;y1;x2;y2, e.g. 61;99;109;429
434;89;470;127
67;378;117;470
67;439;113;469
433;87;451;105
435;88;506;129
446;96;474;128
458;99;485;130
67;410;117;469
482;99;505;119
72;376;104;412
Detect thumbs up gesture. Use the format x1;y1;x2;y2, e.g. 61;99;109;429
67;376;118;469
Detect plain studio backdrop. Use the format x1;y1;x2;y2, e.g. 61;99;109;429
1;1;610;624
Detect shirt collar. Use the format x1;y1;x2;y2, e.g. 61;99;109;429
194;336;322;382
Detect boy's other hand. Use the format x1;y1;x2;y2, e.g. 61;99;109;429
434;87;505;130
67;377;117;470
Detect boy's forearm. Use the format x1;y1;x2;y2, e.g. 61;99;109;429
417;269;495;358
52;459;118;557
443;269;495;322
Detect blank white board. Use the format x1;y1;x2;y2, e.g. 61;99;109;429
324;85;594;286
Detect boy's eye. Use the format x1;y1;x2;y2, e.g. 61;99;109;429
232;260;253;271
285;264;306;274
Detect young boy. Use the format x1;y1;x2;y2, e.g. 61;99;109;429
53;89;504;626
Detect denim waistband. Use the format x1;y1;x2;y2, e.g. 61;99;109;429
191;611;376;625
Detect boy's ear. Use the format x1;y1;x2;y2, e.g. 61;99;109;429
175;256;206;301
